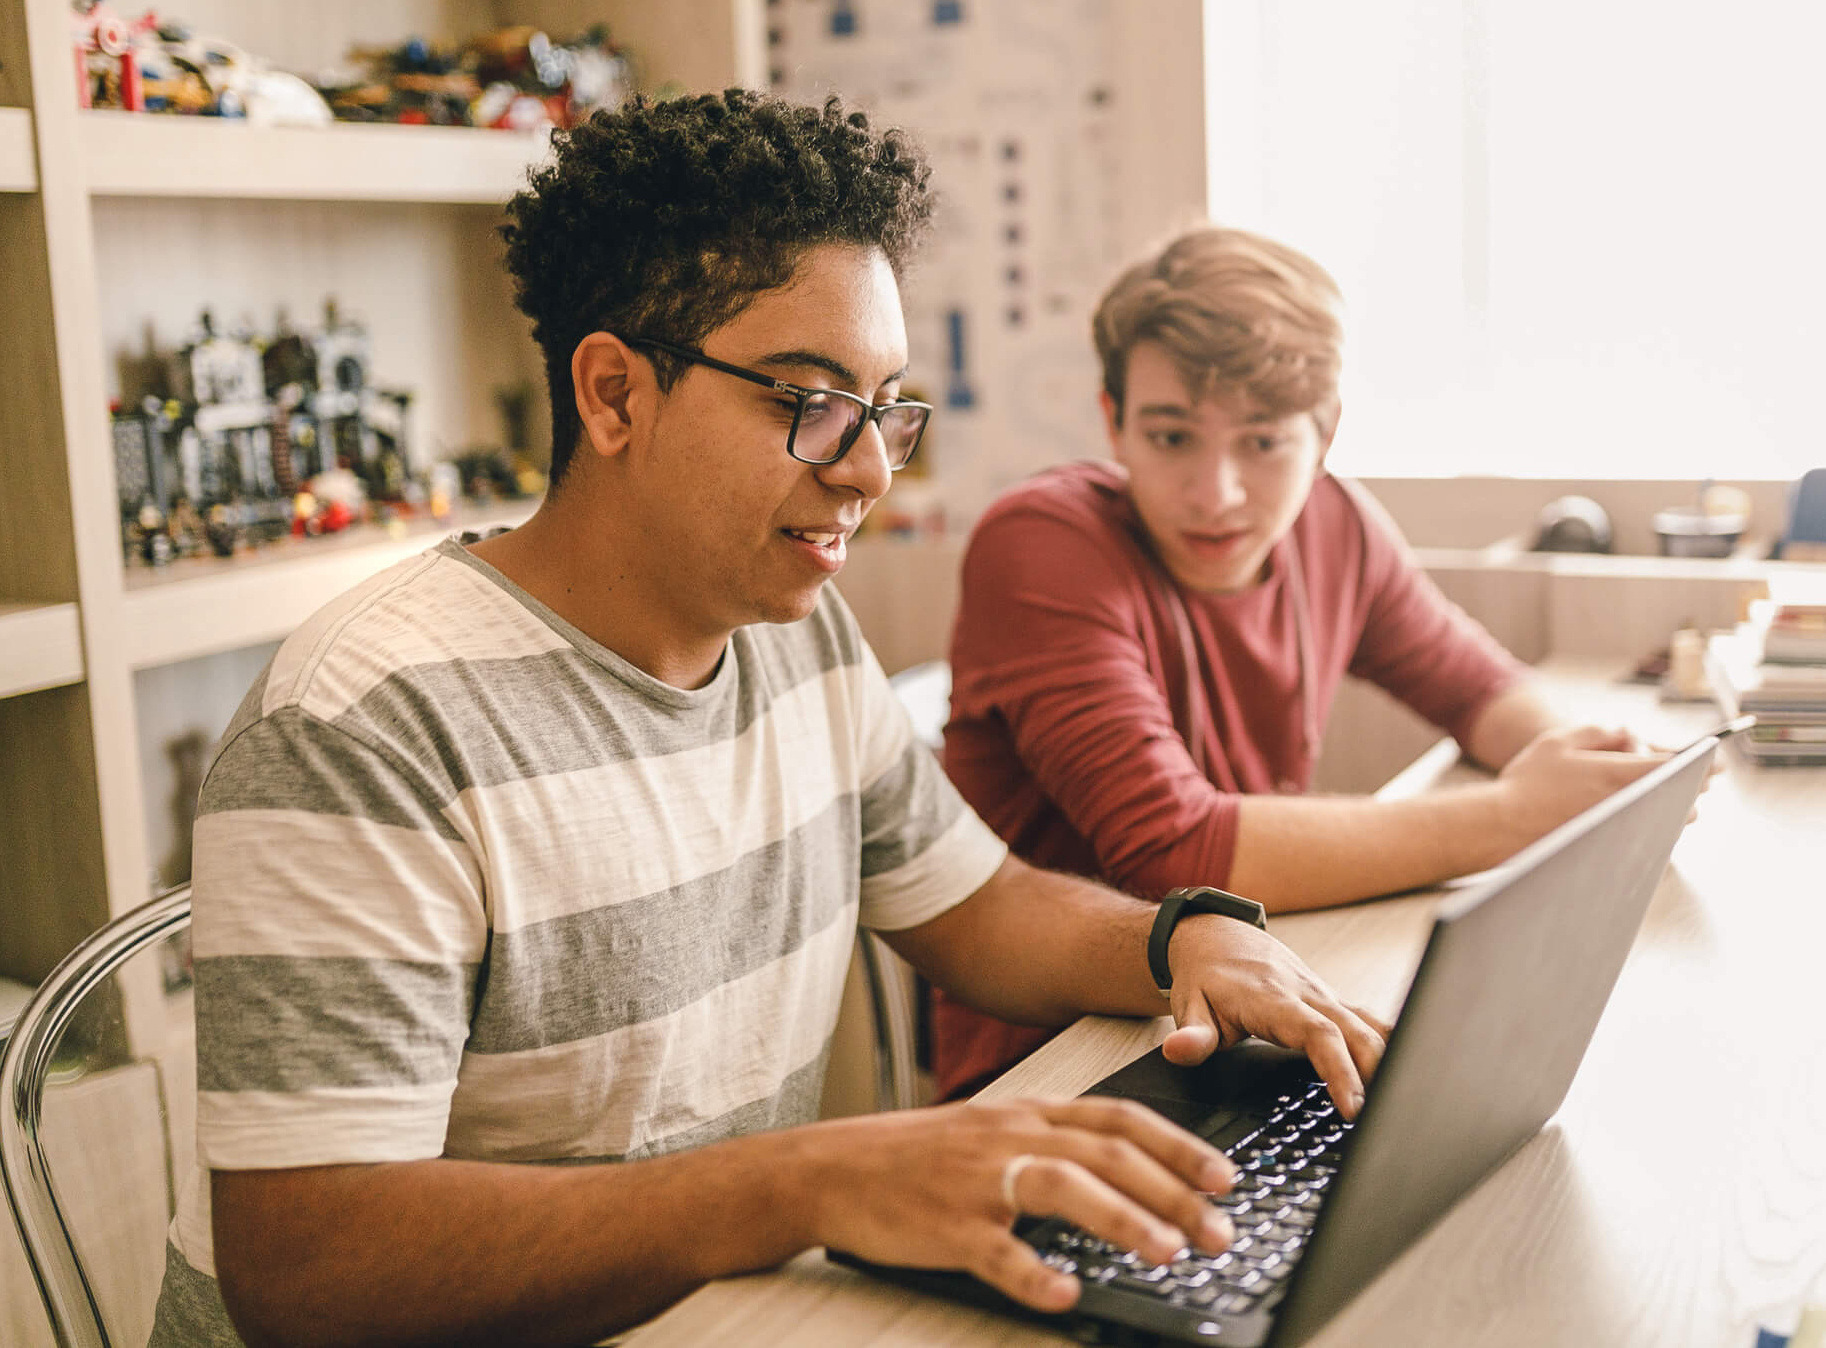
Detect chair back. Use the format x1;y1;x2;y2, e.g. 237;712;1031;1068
0;888;194;1348
890;659;952;752
864;661;955;1107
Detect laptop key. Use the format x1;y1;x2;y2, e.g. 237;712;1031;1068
1110;1273;1168;1295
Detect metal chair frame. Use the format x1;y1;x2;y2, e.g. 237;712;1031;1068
0;886;191;1348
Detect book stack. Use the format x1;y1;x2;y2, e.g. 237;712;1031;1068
1708;601;1826;764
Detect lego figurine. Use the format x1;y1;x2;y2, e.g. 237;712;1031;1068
72;2;153;111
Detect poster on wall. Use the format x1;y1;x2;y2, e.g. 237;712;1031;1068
768;0;1130;528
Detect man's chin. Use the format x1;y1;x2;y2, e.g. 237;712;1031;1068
748;580;829;627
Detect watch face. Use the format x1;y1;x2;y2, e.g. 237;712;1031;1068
1188;887;1268;928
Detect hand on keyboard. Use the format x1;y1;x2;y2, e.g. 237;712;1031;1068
1158;916;1390;1119
810;1094;1238;1314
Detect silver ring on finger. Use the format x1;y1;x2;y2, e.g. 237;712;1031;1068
1000;1152;1038;1212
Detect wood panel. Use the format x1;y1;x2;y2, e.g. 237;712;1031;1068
0;683;110;983
0;194;80;601
22;0;153;919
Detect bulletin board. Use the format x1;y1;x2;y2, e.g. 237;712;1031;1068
768;0;1133;527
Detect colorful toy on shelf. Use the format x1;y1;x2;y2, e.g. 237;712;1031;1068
317;35;478;126
292;467;364;537
264;301;415;506
72;2;156;110
170;312;291;548
450;381;547;503
111;302;423;565
316;24;629;130
70;3;334;123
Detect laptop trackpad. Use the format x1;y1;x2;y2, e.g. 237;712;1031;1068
1085;1040;1322;1148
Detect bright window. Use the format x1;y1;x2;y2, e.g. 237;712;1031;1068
1204;0;1826;481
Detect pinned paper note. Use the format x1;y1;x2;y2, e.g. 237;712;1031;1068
1792;1304;1826;1348
1756;1304;1826;1348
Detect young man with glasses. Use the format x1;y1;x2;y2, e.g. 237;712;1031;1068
931;225;1672;1102
153;95;1388;1347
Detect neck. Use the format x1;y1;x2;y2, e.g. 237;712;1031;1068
467;489;729;690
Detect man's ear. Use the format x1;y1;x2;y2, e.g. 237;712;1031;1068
571;333;647;462
1099;389;1126;460
1313;397;1342;466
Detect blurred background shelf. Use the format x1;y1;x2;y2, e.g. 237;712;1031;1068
0;107;35;191
0;601;82;696
78;112;549;203
120;504;532;669
3;0;769;1003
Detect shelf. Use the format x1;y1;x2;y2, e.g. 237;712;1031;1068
119;503;532;669
0;601;83;697
0;106;35;192
78;112;550;204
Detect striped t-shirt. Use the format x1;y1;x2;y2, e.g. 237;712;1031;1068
151;536;1007;1344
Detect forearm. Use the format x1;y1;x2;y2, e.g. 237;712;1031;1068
889;857;1164;1028
1228;782;1528;912
213;1128;826;1348
1460;681;1559;770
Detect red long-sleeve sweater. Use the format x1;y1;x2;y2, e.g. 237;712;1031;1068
933;461;1525;1099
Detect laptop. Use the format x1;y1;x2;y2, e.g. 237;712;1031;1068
834;737;1719;1345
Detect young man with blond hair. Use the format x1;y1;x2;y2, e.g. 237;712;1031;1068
932;225;1667;1101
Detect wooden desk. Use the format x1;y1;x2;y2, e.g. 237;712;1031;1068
626;659;1826;1347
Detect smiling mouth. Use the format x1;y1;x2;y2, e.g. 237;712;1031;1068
784;529;844;548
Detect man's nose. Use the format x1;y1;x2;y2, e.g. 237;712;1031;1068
817;419;893;503
1192;452;1247;514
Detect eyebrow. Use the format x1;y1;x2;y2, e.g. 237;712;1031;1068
1134;401;1280;424
752;348;910;392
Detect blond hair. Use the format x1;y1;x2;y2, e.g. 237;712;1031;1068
1092;226;1344;433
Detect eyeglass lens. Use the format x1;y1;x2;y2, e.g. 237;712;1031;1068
792;393;927;467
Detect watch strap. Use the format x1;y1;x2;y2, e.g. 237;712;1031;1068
1147;885;1270;991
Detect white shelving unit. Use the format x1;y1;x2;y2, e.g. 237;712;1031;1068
0;106;35;191
0;601;82;695
80;111;550;203
119;502;531;669
0;0;765;1002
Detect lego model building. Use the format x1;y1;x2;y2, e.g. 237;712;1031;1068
111;304;415;564
264;301;415;507
169;313;292;552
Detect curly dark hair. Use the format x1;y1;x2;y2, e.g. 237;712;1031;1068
501;88;935;486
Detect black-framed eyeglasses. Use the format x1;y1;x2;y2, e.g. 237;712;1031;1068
626;337;931;470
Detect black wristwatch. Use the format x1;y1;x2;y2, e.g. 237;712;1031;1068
1148;886;1269;992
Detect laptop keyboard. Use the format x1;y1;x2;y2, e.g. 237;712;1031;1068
1031;1081;1353;1317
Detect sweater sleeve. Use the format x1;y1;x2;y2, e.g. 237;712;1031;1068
1338;479;1529;743
947;498;1243;895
